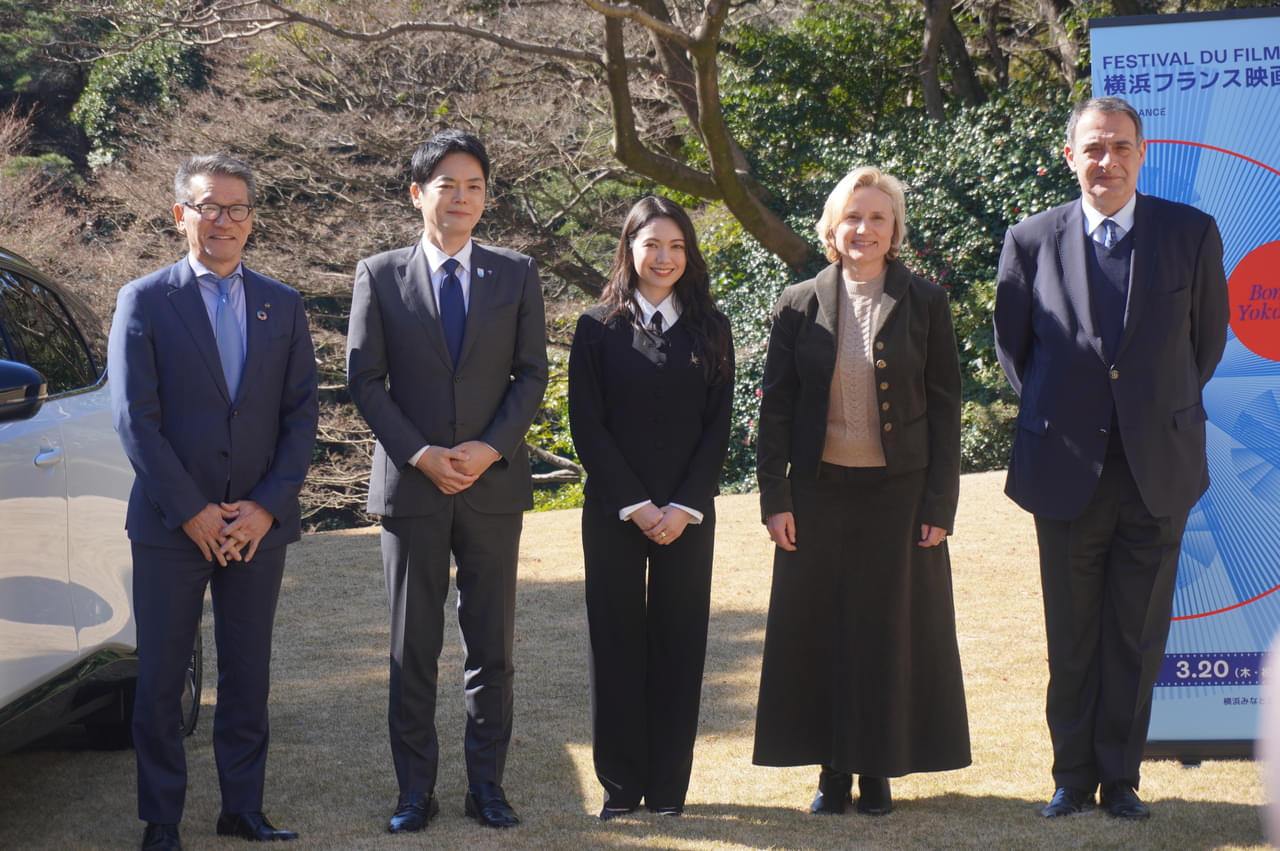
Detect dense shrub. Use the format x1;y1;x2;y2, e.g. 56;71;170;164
707;5;1079;484
71;38;207;165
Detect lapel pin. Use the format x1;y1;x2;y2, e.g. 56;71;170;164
476;268;486;278
257;310;268;321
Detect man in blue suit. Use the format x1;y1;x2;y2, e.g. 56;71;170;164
109;153;318;850
995;97;1228;821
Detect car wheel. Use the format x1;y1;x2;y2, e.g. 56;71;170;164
180;628;202;737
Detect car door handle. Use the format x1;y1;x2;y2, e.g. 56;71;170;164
34;446;64;468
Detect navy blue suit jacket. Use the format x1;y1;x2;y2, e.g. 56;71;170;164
108;259;318;549
994;193;1228;520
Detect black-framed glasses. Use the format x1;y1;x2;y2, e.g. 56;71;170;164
182;202;253;222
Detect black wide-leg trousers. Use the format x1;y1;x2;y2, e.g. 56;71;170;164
582;498;715;810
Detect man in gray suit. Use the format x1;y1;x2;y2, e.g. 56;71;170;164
110;153;318;850
346;130;548;832
995;97;1228;821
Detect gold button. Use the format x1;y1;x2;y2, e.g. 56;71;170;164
1110;368;1120;380
875;341;885;350
879;382;888;390
881;402;890;410
876;359;887;369
883;423;893;432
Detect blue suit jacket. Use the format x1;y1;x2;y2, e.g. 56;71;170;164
994;193;1228;520
108;259;319;549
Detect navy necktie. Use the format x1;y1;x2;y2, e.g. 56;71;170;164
439;258;466;365
649;311;664;334
213;276;244;398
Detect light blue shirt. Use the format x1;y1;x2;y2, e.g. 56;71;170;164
1081;193;1137;245
188;255;246;341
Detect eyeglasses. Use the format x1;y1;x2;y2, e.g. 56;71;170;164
182;202;253;222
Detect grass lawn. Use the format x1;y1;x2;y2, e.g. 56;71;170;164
0;471;1266;849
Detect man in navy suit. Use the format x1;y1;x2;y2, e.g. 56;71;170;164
109;153;318;850
995;97;1228;820
346;130;548;832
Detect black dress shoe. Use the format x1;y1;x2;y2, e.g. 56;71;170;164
598;805;636;821
215;811;299;841
1040;786;1096;818
141;823;181;851
856;775;892;816
650;805;683;816
810;767;853;814
465;783;519;828
388;795;440;832
1101;781;1150;820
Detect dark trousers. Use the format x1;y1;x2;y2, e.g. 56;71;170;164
1035;451;1186;791
382;503;522;801
582;498;715;810
132;542;287;824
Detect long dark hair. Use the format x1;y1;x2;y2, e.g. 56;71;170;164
601;196;732;384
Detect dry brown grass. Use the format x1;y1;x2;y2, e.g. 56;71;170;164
0;471;1266;849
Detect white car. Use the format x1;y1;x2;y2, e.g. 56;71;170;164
0;246;200;752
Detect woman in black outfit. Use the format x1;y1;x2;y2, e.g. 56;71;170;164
568;196;734;820
752;166;970;816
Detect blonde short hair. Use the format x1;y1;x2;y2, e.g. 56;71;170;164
816;166;908;263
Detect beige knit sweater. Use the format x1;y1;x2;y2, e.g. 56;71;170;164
822;269;888;467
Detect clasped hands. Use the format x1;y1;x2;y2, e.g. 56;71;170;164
629;502;692;545
415;440;501;495
182;500;275;566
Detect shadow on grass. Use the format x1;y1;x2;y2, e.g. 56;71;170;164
0;504;1267;849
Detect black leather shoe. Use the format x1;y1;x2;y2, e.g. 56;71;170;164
1040;786;1096;818
215;812;298;841
598;805;636;821
650;805;683;816
856;776;892;816
388;795;440;832
141;823;181;851
810;767;853;814
465;783;519;828
1101;781;1150;820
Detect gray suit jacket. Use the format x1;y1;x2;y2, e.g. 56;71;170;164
994;193;1229;520
347;241;548;516
108;260;318;549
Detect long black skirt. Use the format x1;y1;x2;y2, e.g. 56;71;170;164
752;465;971;776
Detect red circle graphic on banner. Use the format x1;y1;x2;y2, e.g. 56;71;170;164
1227;240;1280;363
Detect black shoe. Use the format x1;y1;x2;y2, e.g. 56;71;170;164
598;805;636;821
810;767;853;814
465;782;519;828
650;805;683;816
388;795;440;832
856;776;892;816
1040;786;1096;818
215;812;298;841
1101;781;1150;820
141;823;181;851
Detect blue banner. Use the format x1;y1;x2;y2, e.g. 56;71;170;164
1091;8;1280;756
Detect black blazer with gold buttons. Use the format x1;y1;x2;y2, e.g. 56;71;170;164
756;259;962;530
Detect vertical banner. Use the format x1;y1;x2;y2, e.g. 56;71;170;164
1091;8;1280;759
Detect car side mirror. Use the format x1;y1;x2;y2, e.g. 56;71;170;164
0;360;47;423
